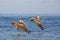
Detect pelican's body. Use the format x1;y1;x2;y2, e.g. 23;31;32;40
29;16;44;30
12;20;30;33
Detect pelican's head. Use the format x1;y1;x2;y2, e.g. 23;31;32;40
12;22;14;25
11;22;16;26
29;16;40;21
29;17;35;21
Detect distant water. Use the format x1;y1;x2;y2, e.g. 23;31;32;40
0;16;60;40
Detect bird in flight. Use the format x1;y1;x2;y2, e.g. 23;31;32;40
12;20;30;33
29;16;44;30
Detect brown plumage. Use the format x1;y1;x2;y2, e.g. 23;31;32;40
29;16;44;30
12;20;30;33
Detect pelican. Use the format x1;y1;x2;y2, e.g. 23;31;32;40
12;20;30;33
29;16;44;30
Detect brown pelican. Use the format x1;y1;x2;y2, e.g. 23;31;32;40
12;20;30;33
29;16;44;30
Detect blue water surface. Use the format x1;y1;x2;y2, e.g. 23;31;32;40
0;16;60;40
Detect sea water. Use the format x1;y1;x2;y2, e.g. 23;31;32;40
0;16;60;40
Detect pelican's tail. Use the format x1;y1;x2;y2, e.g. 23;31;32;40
40;26;44;30
38;24;44;30
35;20;44;30
23;28;31;33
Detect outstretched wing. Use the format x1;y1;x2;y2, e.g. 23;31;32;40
35;20;44;30
36;16;40;21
